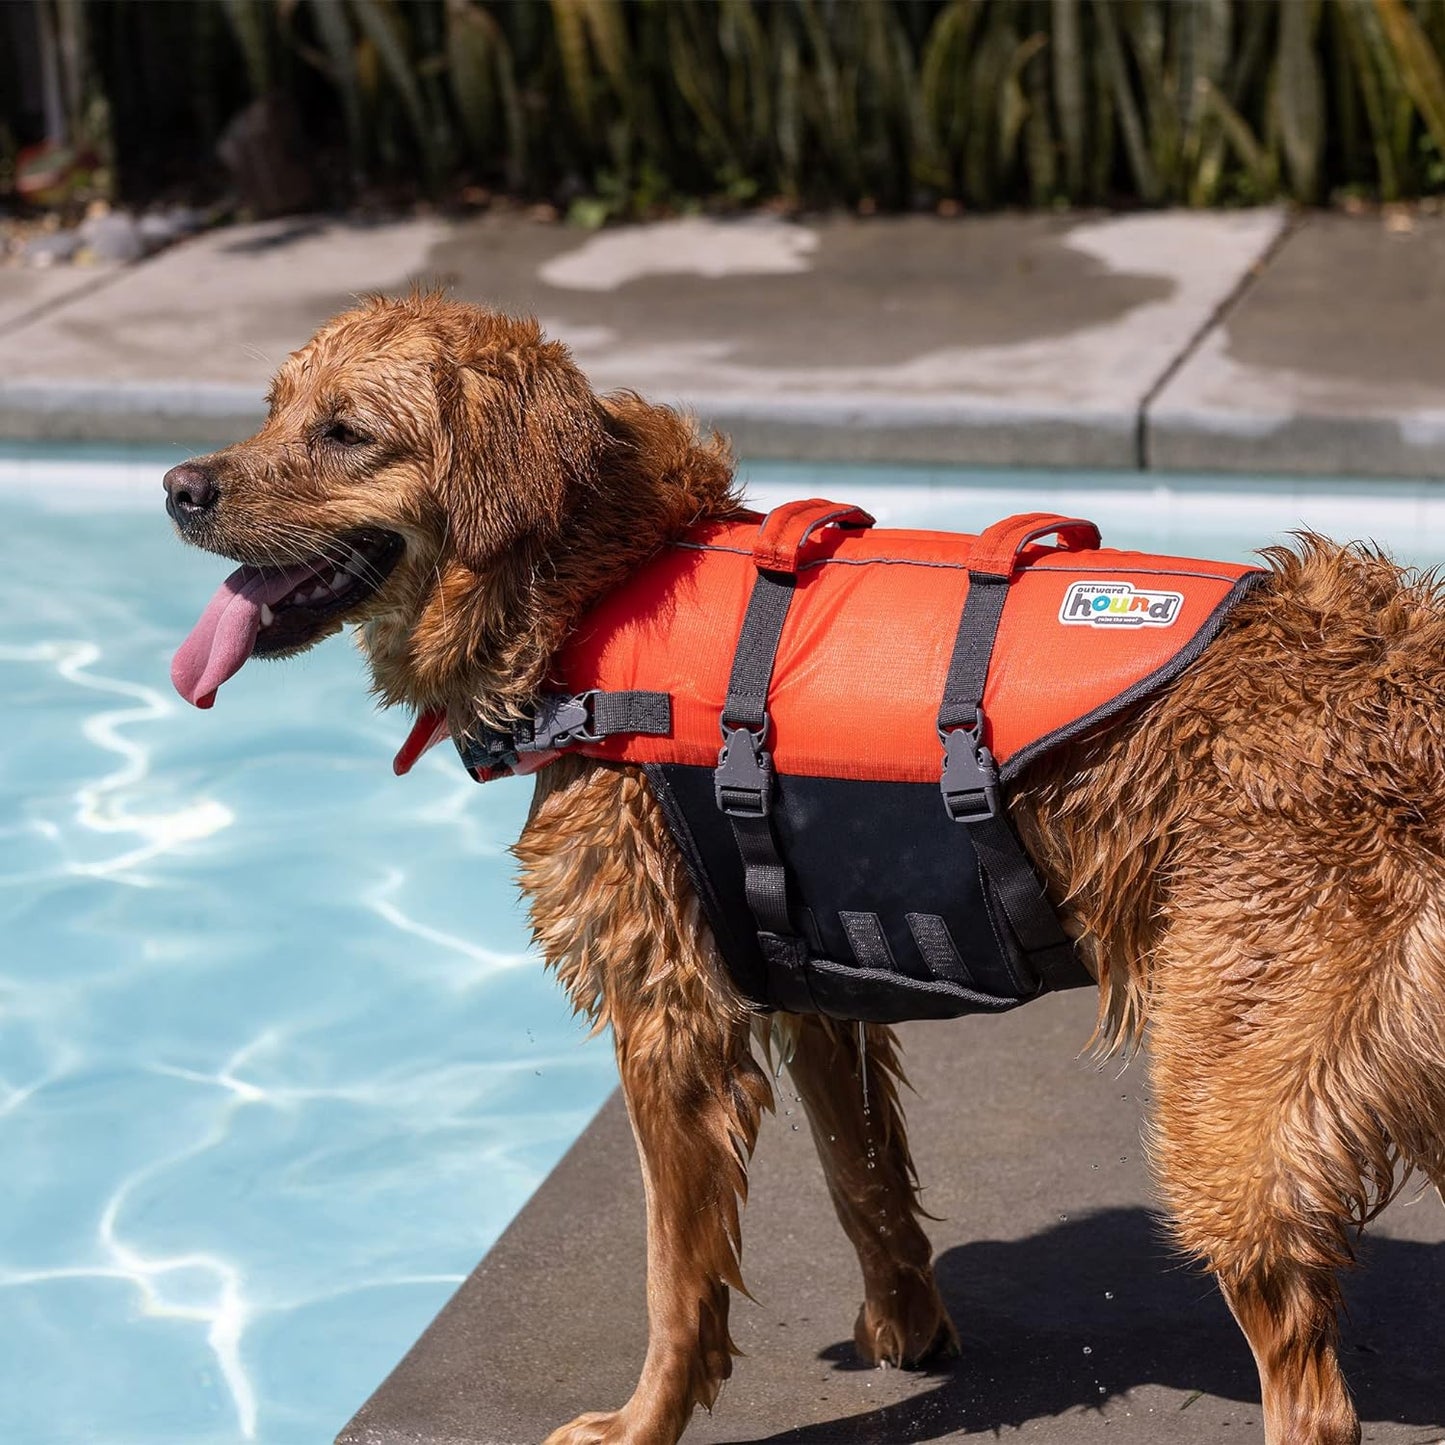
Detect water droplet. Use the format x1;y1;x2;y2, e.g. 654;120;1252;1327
1059;1213;1069;1222
1104;1291;1114;1300
791;1123;799;1131
1083;1346;1092;1356
1098;1385;1107;1395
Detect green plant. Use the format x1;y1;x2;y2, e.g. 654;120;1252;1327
21;0;1445;215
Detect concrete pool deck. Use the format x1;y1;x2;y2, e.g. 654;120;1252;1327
337;994;1445;1445
3;204;1445;476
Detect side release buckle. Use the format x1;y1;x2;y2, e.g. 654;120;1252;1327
940;710;1001;823
523;690;602;752
715;724;774;817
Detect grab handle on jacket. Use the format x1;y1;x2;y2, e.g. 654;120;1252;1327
752;499;876;575
969;513;1101;582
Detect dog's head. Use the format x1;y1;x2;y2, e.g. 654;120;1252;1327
166;295;627;712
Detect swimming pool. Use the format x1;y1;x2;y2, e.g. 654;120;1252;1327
5;446;1445;1445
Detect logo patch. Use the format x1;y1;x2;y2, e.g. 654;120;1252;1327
1060;580;1183;628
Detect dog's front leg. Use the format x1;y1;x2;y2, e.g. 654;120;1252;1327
545;1006;769;1445
779;1016;958;1369
524;762;772;1444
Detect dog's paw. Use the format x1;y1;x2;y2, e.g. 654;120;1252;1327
853;1281;960;1370
543;1409;657;1445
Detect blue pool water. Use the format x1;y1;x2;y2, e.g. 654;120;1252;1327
5;446;1445;1445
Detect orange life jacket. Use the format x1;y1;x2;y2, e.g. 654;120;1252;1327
400;502;1264;1022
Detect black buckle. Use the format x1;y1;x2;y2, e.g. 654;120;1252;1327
522;691;602;752
715;723;774;817
940;710;1001;823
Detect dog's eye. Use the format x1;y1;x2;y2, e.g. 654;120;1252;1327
322;420;370;447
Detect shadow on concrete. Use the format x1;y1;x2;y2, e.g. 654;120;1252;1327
717;1208;1445;1444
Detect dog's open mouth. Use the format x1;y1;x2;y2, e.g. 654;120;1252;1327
172;529;403;708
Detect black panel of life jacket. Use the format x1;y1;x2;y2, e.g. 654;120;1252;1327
646;765;1084;1023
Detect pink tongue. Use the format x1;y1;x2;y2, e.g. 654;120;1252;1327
172;561;324;708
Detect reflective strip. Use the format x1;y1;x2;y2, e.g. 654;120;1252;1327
905;913;976;986
840;911;896;971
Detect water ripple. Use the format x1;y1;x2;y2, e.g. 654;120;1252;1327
0;639;232;882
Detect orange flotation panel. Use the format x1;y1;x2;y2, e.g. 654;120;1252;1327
553;507;1262;784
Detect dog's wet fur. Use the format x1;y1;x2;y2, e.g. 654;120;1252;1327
169;293;1445;1445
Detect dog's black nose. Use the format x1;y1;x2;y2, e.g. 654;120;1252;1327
163;464;219;522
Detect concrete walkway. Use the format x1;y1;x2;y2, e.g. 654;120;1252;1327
338;994;1445;1445
3;205;1444;475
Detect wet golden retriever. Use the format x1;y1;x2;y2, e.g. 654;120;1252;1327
166;293;1445;1445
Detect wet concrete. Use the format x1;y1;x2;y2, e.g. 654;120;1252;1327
338;991;1445;1444
0;264;119;333
1148;213;1445;476
0;217;450;442
0;209;1283;464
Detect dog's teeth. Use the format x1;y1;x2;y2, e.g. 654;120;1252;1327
329;570;347;591
345;552;367;577
260;603;274;627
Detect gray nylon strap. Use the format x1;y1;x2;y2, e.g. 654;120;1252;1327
730;813;793;937
937;573;1009;732
721;570;794;732
590;690;672;738
936;563;1075;994
715;555;805;987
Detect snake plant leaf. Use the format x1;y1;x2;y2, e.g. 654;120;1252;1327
1376;0;1445;160
1338;0;1400;198
1023;12;1057;204
1000;31;1049;175
446;0;496;154
1182;0;1232;199
775;15;802;197
719;0;770;148
962;7;1018;205
306;0;365;174
348;0;441;179
921;0;979;177
800;0;858;193
1198;75;1276;196
667;3;730;161
1050;0;1086;195
1128;0;1179;192
549;0;593;128
580;0;628;95
1276;0;1325;199
1092;0;1160;202
220;0;272;95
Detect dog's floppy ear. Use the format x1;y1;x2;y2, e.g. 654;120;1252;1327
435;319;606;571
